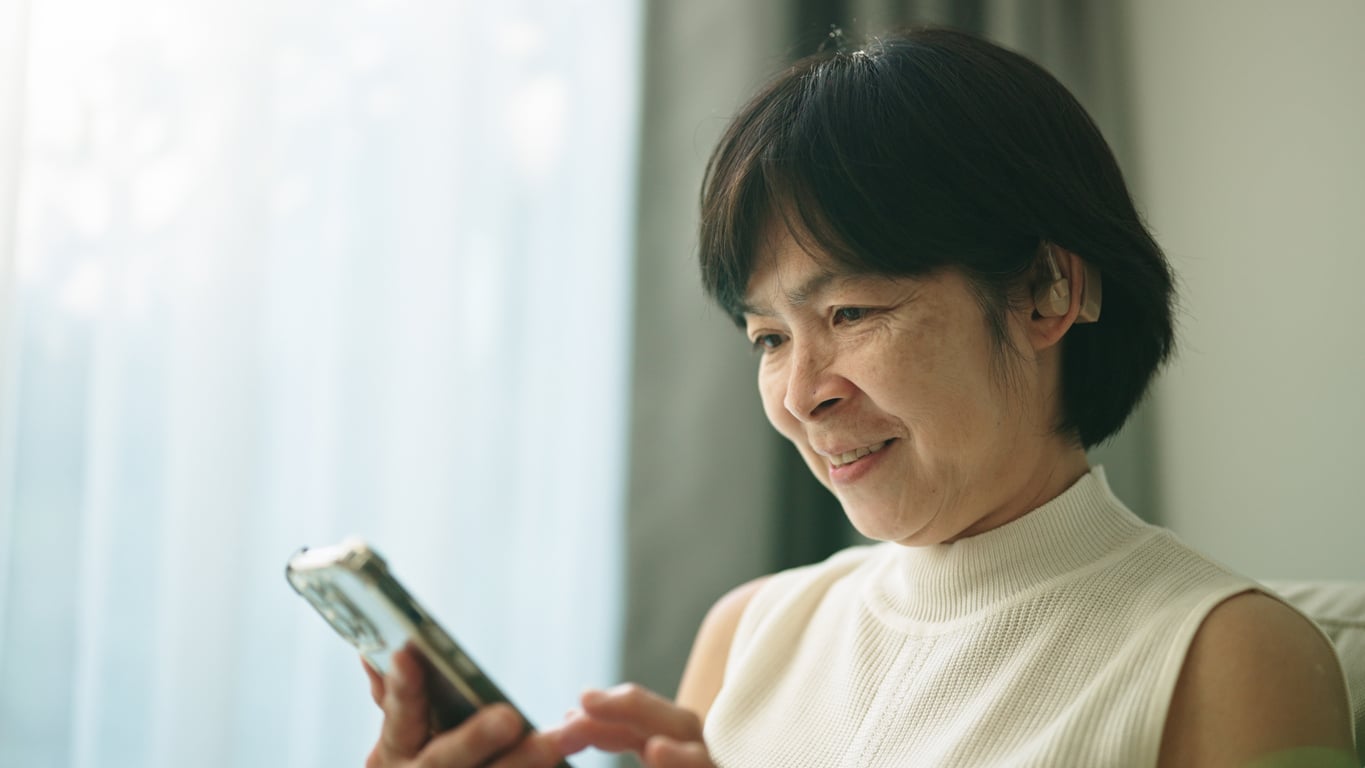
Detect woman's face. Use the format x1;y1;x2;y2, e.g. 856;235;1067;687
742;226;1073;546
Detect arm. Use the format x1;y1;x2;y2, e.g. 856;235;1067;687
1158;591;1355;768
676;576;771;719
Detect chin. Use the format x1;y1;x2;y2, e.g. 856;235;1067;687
844;508;914;544
842;497;945;546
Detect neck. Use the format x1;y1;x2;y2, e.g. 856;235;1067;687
944;443;1091;544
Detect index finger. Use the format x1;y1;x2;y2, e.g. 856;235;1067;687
580;684;703;741
376;647;432;760
362;656;385;708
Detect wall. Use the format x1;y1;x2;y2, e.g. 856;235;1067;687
1126;0;1365;579
622;0;792;695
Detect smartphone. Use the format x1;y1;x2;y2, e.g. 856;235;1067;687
286;537;572;767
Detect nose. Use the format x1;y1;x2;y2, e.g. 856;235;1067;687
782;337;850;422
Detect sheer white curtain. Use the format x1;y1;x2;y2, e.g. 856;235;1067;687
0;0;639;765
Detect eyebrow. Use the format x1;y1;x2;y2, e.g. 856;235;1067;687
740;267;851;318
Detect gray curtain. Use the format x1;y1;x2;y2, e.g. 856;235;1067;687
622;0;1155;698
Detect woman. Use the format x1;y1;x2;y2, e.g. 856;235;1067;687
363;28;1355;767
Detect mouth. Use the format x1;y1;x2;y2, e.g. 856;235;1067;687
825;439;893;468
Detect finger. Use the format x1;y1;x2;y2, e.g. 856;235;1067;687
420;704;525;766
486;730;568;768
377;648;431;759
580;685;703;741
551;711;648;755
362;657;385;708
643;736;714;768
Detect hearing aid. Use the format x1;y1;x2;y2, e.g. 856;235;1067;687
1034;243;1102;323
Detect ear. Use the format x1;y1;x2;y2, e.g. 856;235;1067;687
1027;243;1092;352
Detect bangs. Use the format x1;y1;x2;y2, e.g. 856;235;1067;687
699;38;1022;325
700;49;904;325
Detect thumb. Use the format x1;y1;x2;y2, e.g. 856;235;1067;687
643;735;714;768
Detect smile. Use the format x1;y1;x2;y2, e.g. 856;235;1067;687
826;440;889;467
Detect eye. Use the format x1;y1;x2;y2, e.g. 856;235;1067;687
750;333;785;353
833;307;869;324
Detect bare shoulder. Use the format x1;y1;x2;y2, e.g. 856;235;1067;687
1158;590;1355;768
674;576;772;721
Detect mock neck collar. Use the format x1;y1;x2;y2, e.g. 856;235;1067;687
862;467;1157;629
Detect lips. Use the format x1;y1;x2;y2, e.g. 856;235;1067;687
822;439;891;467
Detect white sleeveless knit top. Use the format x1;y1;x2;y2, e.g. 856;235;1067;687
703;469;1277;767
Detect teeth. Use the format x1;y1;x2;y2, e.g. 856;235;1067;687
830;440;887;467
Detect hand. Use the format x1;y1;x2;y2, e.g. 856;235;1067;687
554;684;717;768
361;648;567;768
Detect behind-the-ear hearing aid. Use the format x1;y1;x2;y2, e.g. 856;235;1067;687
1033;243;1102;323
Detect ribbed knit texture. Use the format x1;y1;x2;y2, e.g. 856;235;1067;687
704;469;1263;767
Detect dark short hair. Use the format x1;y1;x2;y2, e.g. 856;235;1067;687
699;27;1174;448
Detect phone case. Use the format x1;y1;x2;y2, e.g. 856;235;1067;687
286;537;572;767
